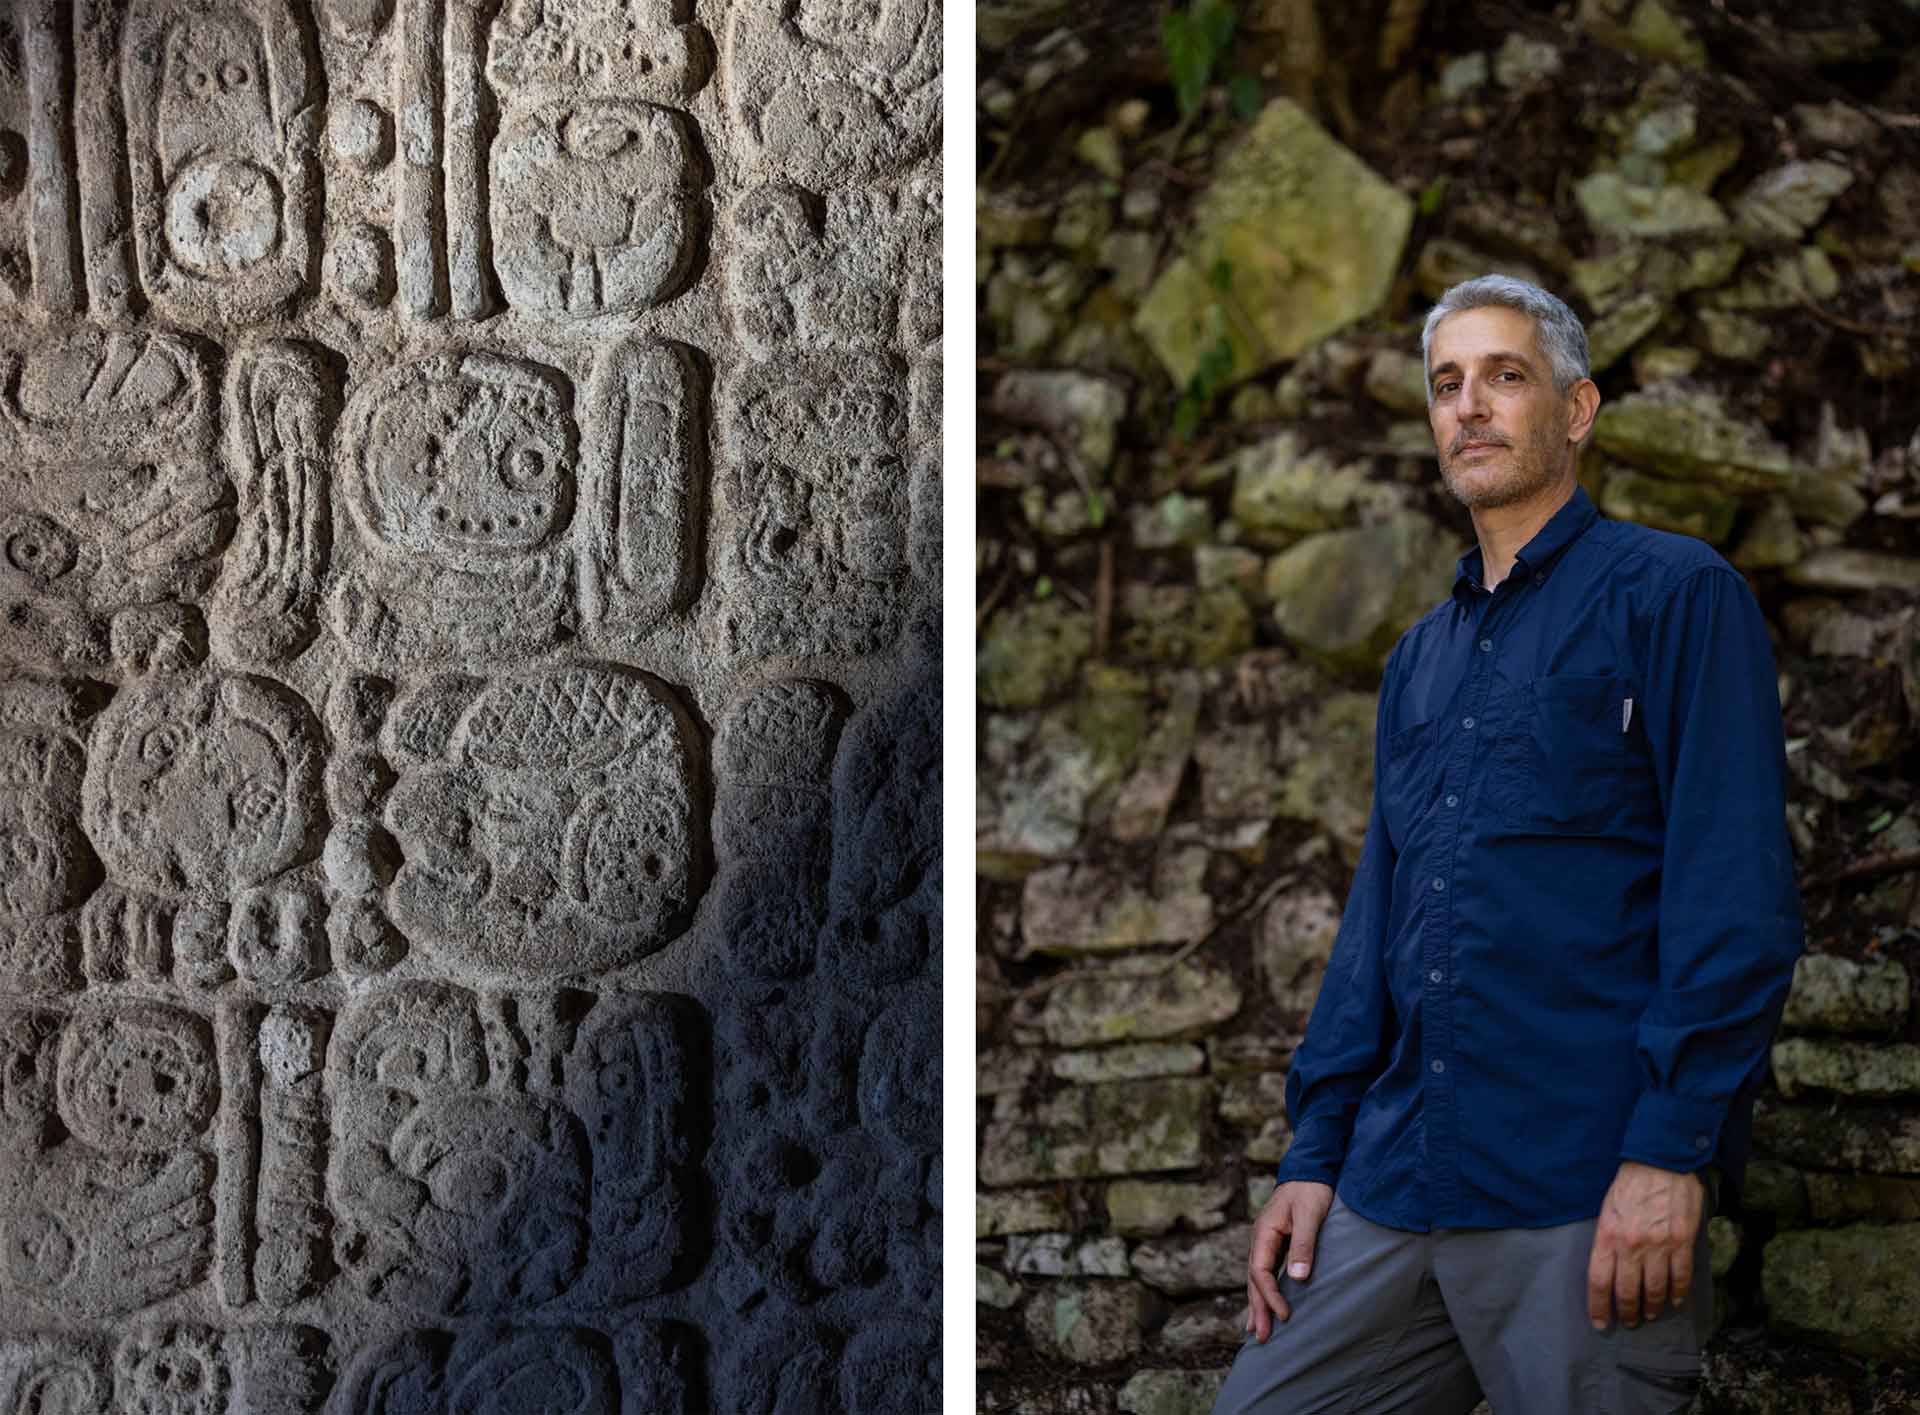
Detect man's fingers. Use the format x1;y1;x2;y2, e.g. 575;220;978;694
1614;1248;1645;1329
1587;1241;1615;1330
1641;1252;1670;1322
1286;1207;1323;1280
1671;1242;1695;1311
1252;1267;1289;1339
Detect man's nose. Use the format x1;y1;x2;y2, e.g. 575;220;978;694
1457;376;1490;420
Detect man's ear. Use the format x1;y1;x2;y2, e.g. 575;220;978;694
1566;378;1601;447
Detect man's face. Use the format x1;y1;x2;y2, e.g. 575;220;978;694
1426;306;1588;511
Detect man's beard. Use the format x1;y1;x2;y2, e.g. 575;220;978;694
1437;423;1563;510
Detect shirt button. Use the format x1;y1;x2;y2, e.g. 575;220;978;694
1432;877;1446;892
1534;572;1546;585
1462;717;1475;730
1445;794;1459;808
1429;969;1444;984
1430;1059;1446;1074
1694;1134;1711;1151
1479;639;1492;652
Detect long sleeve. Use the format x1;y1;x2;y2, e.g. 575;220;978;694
1274;657;1401;1187
1619;565;1804;1171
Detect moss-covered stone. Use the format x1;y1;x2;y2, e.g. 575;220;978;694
1600;468;1740;543
1704;247;1841;310
1276;692;1378;861
1575;172;1728;238
1805;1174;1920;1225
1265;513;1460;674
1132;1224;1252;1296
980;1189;1073;1237
1782;953;1910;1036
1593;388;1796;493
980;1077;1213;1183
1734;161;1855;245
1729;496;1808;571
1751;1099;1920;1173
1020;863;1214;957
1133;492;1216;550
1121;585;1255;667
1119;1369;1229;1415
979;600;1096;709
1108;1178;1235;1237
1577;0;1707;67
1135;100;1413;387
1764;1224;1920;1358
1040;961;1243;1047
1772;1038;1920;1101
1697;309;1774;361
1054;1043;1207;1084
1225;432;1397;548
1588;292;1666;371
1024;1281;1152;1365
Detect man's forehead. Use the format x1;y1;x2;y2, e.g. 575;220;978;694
1427;306;1543;365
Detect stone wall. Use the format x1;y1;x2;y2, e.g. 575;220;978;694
976;3;1920;1409
0;1;940;1410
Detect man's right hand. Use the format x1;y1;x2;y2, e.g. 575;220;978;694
1245;1180;1334;1342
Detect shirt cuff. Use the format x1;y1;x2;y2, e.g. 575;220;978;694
1273;1117;1349;1188
1619;1088;1725;1173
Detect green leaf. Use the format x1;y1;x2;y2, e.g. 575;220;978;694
1207;258;1235;293
1868;809;1895;834
1228;73;1262;118
1034;575;1054;600
1163;0;1239;116
1085;490;1108;529
1418;174;1450;218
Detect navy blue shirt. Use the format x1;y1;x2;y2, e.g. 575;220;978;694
1275;485;1804;1230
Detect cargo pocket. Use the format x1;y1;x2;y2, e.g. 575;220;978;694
1493;674;1653;834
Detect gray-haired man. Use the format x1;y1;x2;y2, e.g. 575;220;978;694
1213;277;1802;1414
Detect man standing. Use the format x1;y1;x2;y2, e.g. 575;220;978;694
1213;276;1803;1414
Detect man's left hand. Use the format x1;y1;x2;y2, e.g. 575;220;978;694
1586;1160;1705;1331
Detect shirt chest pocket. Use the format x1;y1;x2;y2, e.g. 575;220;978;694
1492;674;1660;834
1379;718;1442;849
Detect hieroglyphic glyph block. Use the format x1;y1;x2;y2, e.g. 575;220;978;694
723;0;939;186
328;984;700;1313
716;357;912;660
122;0;324;325
375;665;704;978
328;339;699;665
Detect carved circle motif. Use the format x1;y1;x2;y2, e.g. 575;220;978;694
163;154;283;276
55;1006;217;1153
114;1326;230;1415
1;513;79;584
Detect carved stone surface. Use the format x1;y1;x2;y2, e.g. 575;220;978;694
0;0;938;1402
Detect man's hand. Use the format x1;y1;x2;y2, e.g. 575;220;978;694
1245;1180;1334;1343
1586;1161;1705;1331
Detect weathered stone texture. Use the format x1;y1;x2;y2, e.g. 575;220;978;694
0;2;940;1406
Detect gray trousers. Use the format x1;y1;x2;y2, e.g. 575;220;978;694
1211;1196;1713;1415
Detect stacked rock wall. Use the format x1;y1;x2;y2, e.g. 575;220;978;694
0;1;940;1410
975;4;1920;1408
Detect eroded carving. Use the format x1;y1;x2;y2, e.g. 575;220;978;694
331;352;578;663
122;0;323;325
0;683;96;993
254;1006;332;1308
82;668;325;900
0;1335;112;1415
0;1003;217;1319
717;357;910;659
725;0;939;185
491;99;701;317
331;1323;688;1415
488;0;711;102
328;984;700;1315
727;180;939;355
379;665;704;977
211;341;338;666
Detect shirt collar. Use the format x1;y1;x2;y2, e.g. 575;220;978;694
1452;483;1599;603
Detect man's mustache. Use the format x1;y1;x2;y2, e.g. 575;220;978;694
1449;434;1513;454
